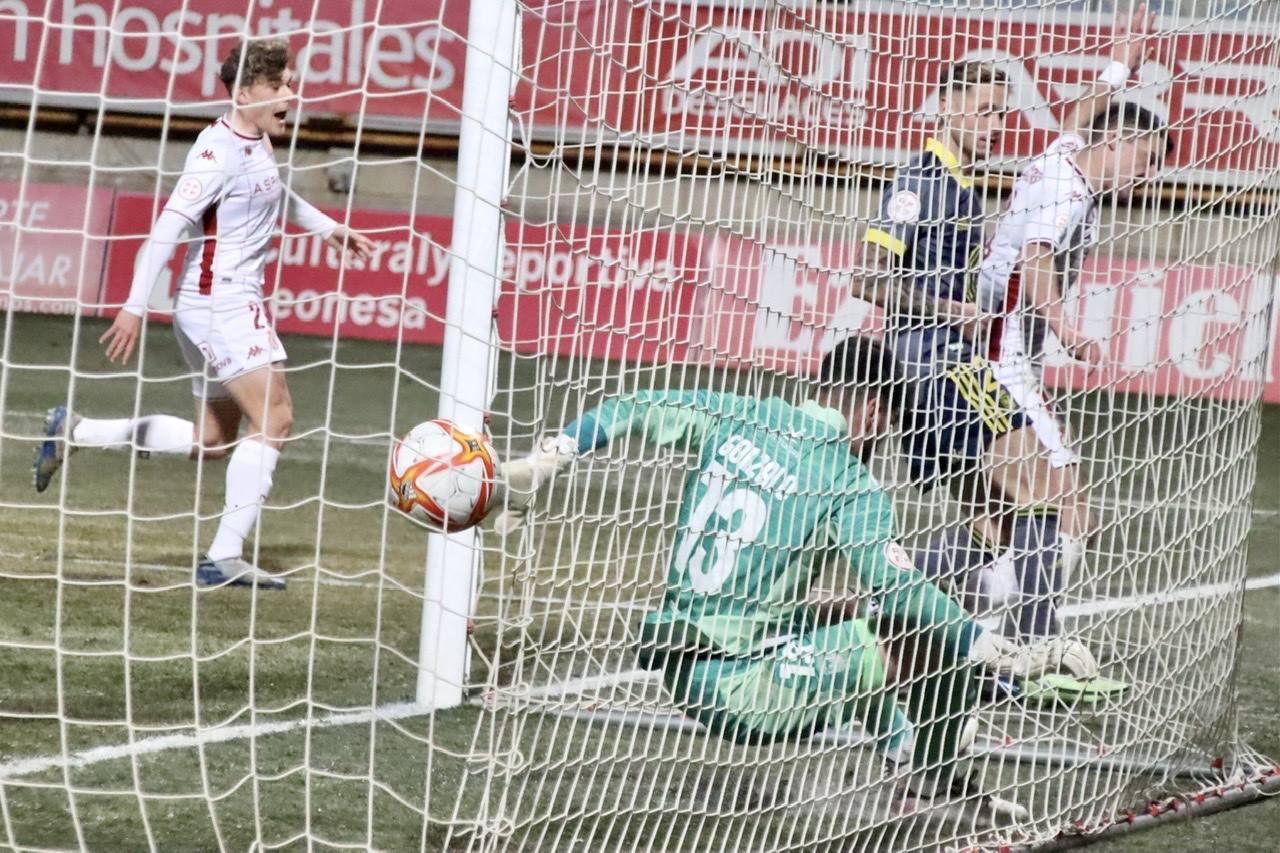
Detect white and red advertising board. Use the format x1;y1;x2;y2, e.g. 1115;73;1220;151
2;0;1276;401
0;2;1276;182
698;235;1278;403
0;180;111;316
82;186;1279;403
99;194;708;366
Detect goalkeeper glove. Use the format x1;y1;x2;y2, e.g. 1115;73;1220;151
492;433;578;535
967;630;1034;679
968;630;1101;682
1024;636;1100;681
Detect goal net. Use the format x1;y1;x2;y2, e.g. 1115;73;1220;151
0;0;1277;850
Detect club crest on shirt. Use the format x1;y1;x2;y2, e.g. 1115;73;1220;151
886;190;921;224
177;178;203;201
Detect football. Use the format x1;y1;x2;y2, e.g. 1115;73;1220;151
388;420;500;531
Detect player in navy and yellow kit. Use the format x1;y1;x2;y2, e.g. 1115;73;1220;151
857;24;1151;694
855;61;1030;620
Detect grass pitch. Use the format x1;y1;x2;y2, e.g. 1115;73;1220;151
0;312;1276;851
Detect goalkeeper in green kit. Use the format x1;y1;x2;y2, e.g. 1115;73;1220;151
498;338;1079;821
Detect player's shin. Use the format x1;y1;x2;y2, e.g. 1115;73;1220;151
901;651;978;783
1059;532;1084;588
913;524;997;613
206;438;280;561
1007;508;1062;640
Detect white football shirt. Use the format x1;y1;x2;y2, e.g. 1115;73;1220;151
976;133;1098;364
123;116;337;313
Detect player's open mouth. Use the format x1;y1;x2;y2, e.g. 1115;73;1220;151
273;110;288;122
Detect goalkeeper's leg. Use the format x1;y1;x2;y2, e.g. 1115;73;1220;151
662;620;1025;821
660;618;907;752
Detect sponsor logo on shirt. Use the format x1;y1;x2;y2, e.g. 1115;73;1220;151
252;175;280;195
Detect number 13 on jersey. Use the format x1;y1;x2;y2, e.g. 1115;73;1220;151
672;462;768;594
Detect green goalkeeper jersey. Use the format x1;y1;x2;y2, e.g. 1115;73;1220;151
561;391;977;661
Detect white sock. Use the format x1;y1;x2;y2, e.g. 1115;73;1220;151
72;415;194;456
206;440;280;562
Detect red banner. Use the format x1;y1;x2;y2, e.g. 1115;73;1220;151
96;188;1279;403
100;193;709;367
0;1;467;130
0;2;1275;181
702;234;1280;403
0;180;111;315
569;2;1280;180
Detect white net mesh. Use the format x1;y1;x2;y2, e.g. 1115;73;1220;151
0;1;1277;850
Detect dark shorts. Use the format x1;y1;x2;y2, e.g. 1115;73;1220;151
892;327;1030;492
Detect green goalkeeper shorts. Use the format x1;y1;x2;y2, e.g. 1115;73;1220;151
661;618;901;747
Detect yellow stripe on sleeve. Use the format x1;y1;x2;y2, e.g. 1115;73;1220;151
863;228;906;257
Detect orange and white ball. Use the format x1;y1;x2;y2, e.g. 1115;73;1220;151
388;420;499;531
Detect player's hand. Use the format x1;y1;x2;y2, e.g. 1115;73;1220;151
326;226;376;264
1112;3;1157;73
99;310;142;365
968;630;1033;679
1066;335;1104;367
1025;636;1100;680
946;300;989;344
492;434;578;535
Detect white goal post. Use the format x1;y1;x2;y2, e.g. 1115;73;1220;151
0;1;1277;851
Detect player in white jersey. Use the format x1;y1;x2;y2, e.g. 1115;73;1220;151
955;83;1168;640
32;40;374;589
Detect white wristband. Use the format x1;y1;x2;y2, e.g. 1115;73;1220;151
1098;60;1130;90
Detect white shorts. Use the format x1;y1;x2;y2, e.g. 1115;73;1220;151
173;296;286;401
991;359;1079;469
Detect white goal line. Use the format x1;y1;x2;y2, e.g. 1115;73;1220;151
0;701;429;781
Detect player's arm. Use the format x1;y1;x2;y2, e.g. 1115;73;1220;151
856;173;980;333
100;141;227;364
1019;243;1101;364
828;496;978;660
827;495;1038;677
1014;175;1102;364
283;187;374;263
494;390;735;533
1061;4;1155;135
